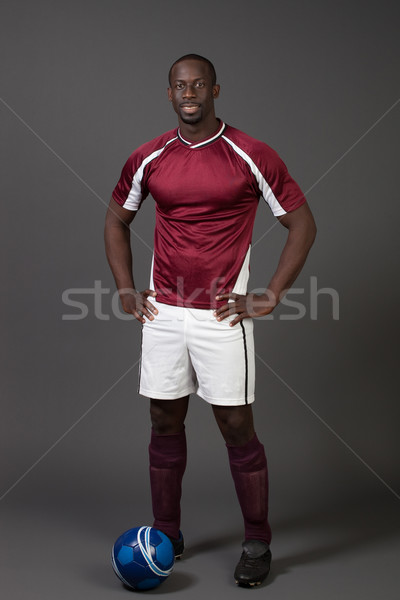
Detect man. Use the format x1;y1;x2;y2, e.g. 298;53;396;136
104;54;316;587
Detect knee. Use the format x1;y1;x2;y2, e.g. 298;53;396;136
150;399;186;435
224;422;255;446
213;406;255;446
150;403;172;435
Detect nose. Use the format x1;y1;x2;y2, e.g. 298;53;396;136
182;84;196;99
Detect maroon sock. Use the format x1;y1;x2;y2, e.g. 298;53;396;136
227;433;272;545
148;429;187;540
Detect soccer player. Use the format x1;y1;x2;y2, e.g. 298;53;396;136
104;54;316;587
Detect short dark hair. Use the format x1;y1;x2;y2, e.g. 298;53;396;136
168;54;217;86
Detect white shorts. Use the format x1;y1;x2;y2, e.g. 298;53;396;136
138;299;255;406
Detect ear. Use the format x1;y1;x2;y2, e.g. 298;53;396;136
167;87;172;101
212;84;220;99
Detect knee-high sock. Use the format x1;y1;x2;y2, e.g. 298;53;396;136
227;433;272;545
148;429;187;540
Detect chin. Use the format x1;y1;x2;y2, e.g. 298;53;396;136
179;112;202;125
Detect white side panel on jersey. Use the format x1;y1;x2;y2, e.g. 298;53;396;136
222;135;287;217
231;245;251;296
149;254;155;290
123;137;178;211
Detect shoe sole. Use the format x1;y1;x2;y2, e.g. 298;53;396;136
235;579;262;587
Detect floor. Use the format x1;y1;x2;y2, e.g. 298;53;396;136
1;475;399;600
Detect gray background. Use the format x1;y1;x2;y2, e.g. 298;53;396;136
1;1;399;598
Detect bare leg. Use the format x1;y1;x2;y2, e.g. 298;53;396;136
150;396;189;434
212;404;255;446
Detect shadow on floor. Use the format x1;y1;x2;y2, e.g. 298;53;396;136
174;496;400;588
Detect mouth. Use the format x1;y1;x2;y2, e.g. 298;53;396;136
180;103;200;114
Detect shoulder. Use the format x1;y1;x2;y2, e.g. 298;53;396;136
123;128;179;171
223;124;279;159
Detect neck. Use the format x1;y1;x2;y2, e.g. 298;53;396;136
178;116;220;142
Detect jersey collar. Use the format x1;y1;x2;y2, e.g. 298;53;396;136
177;120;226;149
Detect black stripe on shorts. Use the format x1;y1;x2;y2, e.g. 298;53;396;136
239;321;249;404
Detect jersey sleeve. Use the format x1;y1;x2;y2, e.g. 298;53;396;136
251;143;306;217
112;151;149;211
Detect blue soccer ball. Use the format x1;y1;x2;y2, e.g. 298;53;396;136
111;526;175;590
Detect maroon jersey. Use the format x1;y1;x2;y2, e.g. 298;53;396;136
112;121;306;309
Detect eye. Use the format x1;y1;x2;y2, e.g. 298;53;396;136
195;81;205;88
175;83;184;90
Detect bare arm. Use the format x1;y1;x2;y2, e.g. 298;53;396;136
215;202;317;326
104;198;158;323
265;201;317;303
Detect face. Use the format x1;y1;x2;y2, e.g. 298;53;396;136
167;59;220;126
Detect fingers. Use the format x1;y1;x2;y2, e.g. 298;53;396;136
121;289;158;323
214;302;243;320
214;293;248;326
215;292;275;324
133;308;146;324
215;292;238;302
135;292;158;322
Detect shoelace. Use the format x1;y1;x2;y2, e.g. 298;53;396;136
239;552;265;568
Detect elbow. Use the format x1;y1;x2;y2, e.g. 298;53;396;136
304;209;317;249
309;218;317;247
